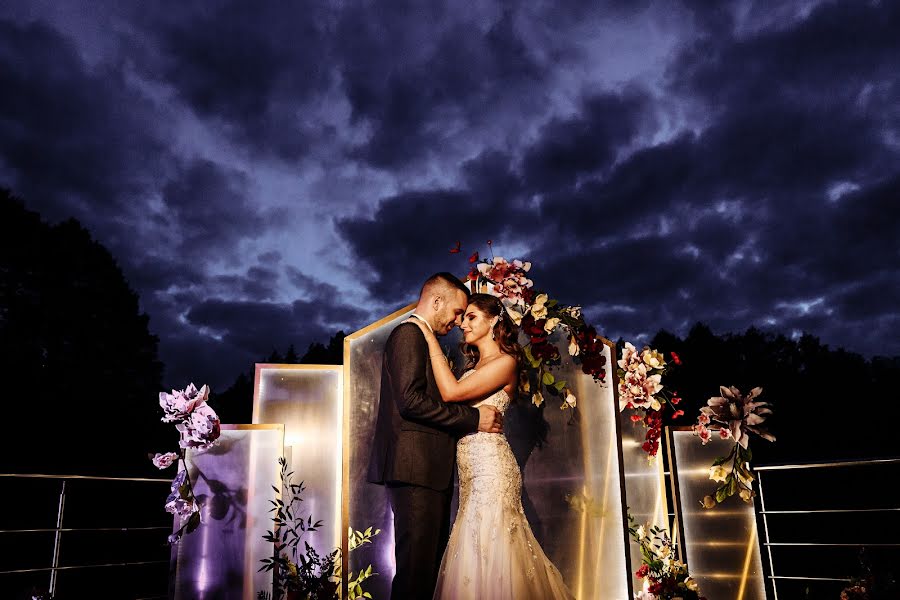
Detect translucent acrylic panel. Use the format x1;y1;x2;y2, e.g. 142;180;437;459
669;429;766;600
343;305;414;600
172;424;283;600
527;331;631;600
344;306;631;599
619;407;669;585
252;365;343;555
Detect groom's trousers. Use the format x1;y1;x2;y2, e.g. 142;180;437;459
387;482;452;600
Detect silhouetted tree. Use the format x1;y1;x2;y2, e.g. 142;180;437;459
284;343;299;363
300;331;345;365
648;323;899;463
0;190;164;475
212;371;254;426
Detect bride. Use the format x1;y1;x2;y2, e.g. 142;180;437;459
407;293;575;600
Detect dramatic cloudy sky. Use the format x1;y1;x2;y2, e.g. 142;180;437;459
2;0;898;390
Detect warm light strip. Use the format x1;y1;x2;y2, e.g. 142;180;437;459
576;485;587;600
334;372;344;551
592;434;616;595
575;374;590;600
737;527;756;600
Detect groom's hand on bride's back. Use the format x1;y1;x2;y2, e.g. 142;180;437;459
477;405;503;433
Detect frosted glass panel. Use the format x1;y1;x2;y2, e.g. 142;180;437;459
619;410;669;585
669;429;766;600
252;365;343;555
171;425;283;600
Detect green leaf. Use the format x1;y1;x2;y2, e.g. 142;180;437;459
715;479;733;503
542;371;555;386
185;511;201;534
553;380;567;391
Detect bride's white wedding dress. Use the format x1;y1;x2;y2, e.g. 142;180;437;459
433;370;575;600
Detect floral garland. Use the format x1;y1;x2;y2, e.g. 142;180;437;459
455;241;607;409
693;386;774;508
617;343;684;458
627;510;705;600
149;382;221;544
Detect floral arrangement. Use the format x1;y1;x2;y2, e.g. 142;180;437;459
455;241;607;409
149;382;221;544
627;510;705;600
693;386;775;508
617;343;685;458
259;457;380;600
838;547;898;600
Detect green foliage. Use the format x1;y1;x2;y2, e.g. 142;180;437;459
259;458;380;600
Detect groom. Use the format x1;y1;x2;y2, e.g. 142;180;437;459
368;272;503;599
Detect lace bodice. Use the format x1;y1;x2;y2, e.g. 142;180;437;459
460;369;511;414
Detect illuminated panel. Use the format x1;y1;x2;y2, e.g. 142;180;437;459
252;364;343;556
172;424;283;600
343;304;414;600
619;403;669;584
527;332;631;599
669;429;766;600
344;307;631;599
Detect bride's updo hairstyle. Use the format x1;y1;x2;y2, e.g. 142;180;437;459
461;293;522;369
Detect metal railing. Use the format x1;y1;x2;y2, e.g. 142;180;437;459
754;458;900;599
6;460;900;599
0;473;172;599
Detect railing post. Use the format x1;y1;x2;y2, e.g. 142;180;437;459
757;471;778;600
49;479;66;597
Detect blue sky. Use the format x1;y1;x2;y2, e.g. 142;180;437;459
2;0;898;389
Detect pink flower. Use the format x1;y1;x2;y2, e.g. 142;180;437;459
160;383;210;423
618;342;638;371
703;386;775;449
177;403;221;450
151;452;178;469
694;423;711;444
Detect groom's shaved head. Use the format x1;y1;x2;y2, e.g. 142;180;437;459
420;272;470;299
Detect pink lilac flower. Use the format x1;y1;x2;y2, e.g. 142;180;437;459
177;403;221;450
701;386;775;448
151;452;178;469
159;383;209;423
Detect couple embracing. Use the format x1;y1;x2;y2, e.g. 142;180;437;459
368;272;574;600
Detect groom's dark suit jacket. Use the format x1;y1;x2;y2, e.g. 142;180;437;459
368;322;479;491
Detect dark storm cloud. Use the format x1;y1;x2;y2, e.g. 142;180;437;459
522;90;650;192
185;291;366;360
132;0;336;161
157;265;368;389
0;18;168;228
338;0;899;358
337;184;539;304
338;5;547;168
158;159;271;259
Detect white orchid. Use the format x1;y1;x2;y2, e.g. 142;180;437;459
543;317;560;332
568;335;580;356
